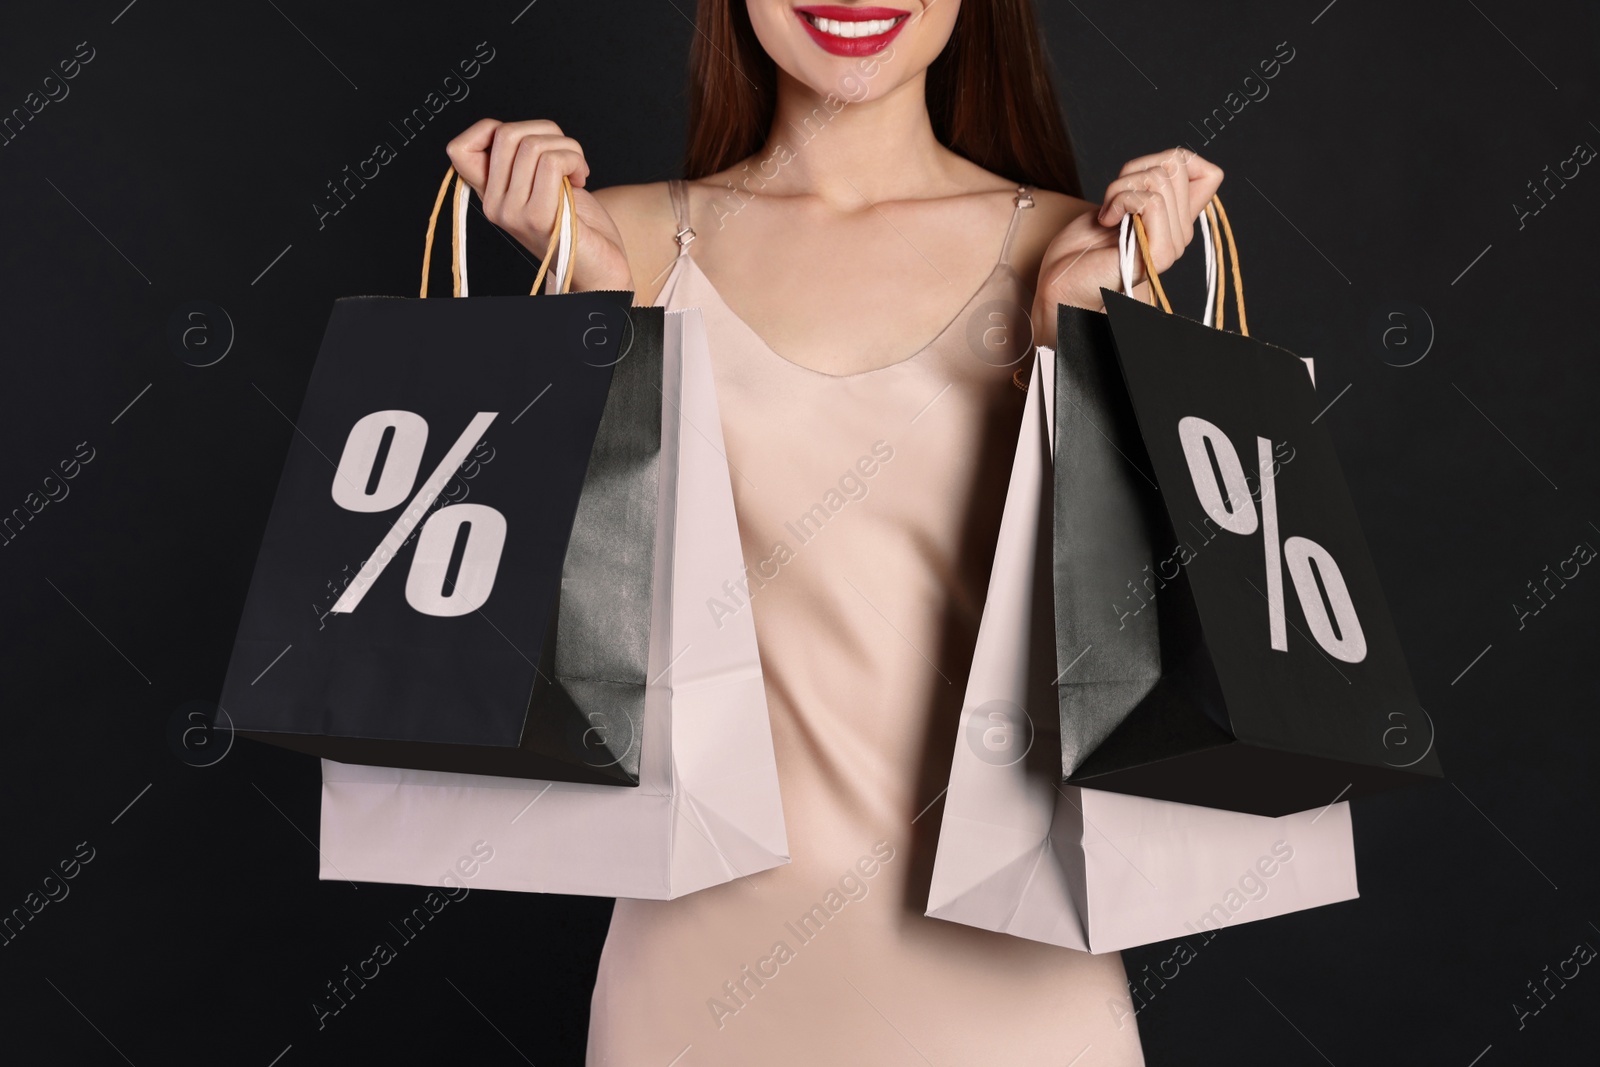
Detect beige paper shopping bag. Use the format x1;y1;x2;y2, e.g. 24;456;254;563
926;344;1358;952
319;306;789;898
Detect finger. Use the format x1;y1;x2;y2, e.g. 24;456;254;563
483;119;566;220
508;136;588;217
1118;146;1211;187
445;117;503;196
1096;186;1137;227
1148;164;1188;248
1099;189;1177;273
1100;167;1183;247
1135;193;1179;274
1119;146;1197;180
1171;147;1224;214
1114;165;1189;251
1154;161;1190;242
1121;147;1224;220
1100;166;1177;221
483;125;522;220
1190;158;1225;212
526;149;588;246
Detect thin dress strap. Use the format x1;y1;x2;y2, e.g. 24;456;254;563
997;184;1034;268
667;179;696;257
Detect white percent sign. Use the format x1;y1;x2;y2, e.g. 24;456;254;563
327;409;505;618
1177;415;1368;664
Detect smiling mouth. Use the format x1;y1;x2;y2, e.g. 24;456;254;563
800;12;906;38
793;6;911;54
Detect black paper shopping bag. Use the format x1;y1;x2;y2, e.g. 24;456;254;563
219;170;662;785
1053;200;1442;816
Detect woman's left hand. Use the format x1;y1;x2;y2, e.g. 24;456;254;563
1032;148;1224;345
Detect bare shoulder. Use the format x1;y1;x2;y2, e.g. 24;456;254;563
1030;187;1095;229
591;181;678;303
591;180;674;227
947;149;1096;276
1009;186;1097;277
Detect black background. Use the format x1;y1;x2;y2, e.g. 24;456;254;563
1;2;1595;1064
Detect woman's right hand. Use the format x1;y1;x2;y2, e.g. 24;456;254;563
446;118;633;292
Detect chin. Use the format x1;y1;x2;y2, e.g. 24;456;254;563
747;1;960;101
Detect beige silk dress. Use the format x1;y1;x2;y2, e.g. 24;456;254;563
586;181;1145;1065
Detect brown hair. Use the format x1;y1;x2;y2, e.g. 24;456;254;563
683;0;1082;197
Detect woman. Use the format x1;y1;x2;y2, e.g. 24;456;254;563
448;1;1221;1062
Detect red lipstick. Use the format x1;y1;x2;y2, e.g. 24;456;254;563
794;5;910;57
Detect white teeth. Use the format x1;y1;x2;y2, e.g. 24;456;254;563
807;14;899;39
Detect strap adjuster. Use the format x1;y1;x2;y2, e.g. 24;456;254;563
675;226;698;248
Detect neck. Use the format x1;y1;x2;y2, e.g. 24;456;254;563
755;67;957;206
